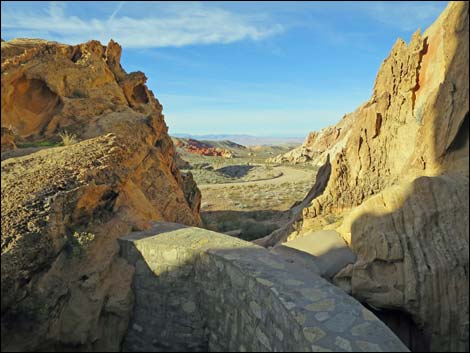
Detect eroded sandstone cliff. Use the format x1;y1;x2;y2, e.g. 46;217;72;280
1;38;201;351
267;111;358;166
261;2;469;351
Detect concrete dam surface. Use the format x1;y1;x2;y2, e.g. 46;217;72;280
119;222;409;352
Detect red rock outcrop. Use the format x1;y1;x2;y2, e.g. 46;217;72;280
174;138;235;158
1;38;201;351
260;2;469;351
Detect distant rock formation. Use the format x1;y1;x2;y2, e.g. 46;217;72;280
173;137;237;158
267;113;357;166
260;2;469;351
1;38;201;351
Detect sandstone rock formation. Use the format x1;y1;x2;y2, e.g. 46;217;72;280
272;230;357;279
174;151;191;169
1;126;16;152
1;38;201;351
260;2;469;351
267;112;357;166
174;137;236;158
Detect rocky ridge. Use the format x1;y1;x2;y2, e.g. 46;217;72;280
173;137;237;158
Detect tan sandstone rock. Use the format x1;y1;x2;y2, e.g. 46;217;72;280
267;111;357;166
1;126;16;152
262;2;469;351
1;38;201;351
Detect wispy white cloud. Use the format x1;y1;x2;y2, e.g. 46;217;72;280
1;1;284;48
357;1;446;31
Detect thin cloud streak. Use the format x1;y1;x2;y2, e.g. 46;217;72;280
108;1;126;23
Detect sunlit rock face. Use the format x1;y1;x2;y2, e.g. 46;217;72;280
262;2;469;351
1;38;201;351
267;112;357;167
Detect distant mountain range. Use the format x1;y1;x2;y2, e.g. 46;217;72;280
171;133;304;146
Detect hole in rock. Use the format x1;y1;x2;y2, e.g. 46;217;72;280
446;111;469;153
71;48;82;63
131;84;149;104
367;305;430;352
3;76;63;137
373;113;382;138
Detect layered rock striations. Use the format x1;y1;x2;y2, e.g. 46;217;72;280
1;38;201;351
262;2;469;351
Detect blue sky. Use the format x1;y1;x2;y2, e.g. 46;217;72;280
1;1;448;137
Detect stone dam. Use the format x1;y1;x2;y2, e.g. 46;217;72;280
118;222;409;352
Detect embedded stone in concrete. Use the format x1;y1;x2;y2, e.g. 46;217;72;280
335;336;353;351
119;222;409;352
315;312;330;322
249;301;262;320
306;298;336;312
303;327;326;343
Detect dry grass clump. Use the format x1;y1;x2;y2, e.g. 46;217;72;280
58;131;78;146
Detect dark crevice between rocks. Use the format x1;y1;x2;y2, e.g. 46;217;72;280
411;37;429;111
373;113;383;138
446;111;469;153
367;305;430;352
358;136;364;152
70;47;82;63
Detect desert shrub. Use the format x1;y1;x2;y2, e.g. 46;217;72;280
58;131;78;146
194;163;213;170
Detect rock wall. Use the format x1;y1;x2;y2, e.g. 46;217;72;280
119;222;408;352
1;38;201;351
262;2;469;351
